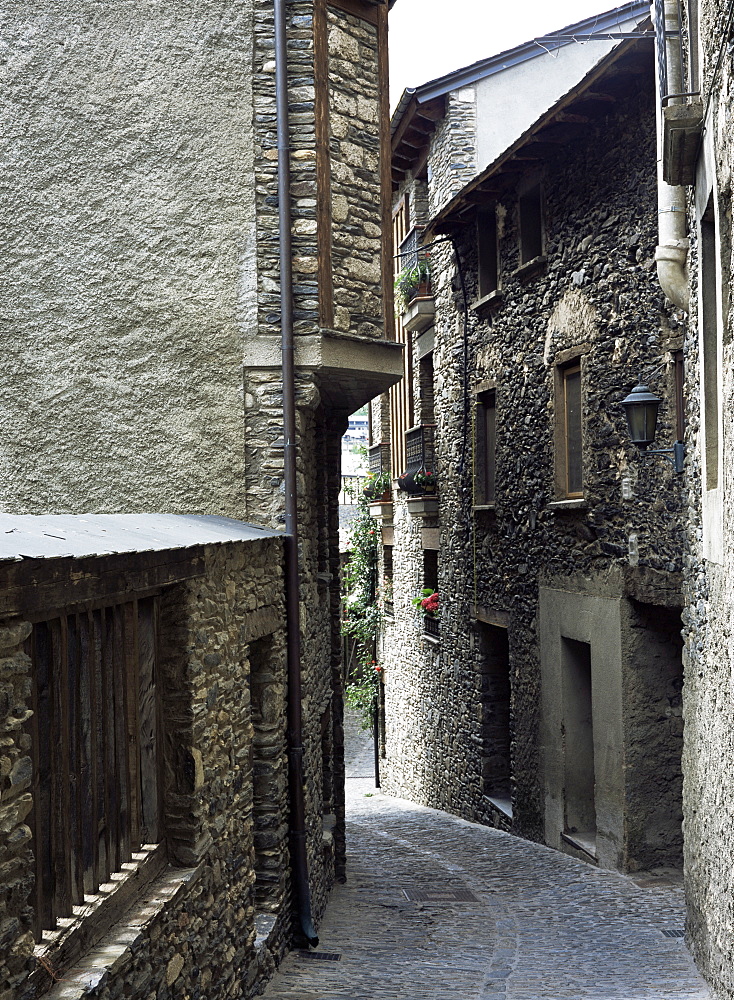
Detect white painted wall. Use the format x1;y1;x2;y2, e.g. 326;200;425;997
474;15;642;171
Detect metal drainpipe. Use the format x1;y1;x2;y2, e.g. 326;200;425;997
654;0;690;312
274;0;319;947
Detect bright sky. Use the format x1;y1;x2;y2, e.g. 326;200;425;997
389;0;631;109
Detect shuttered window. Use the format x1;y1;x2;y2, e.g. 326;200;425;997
28;598;161;941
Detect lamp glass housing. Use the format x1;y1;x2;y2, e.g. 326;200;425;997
621;382;661;448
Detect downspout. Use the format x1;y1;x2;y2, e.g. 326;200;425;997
274;0;319;947
654;0;690;312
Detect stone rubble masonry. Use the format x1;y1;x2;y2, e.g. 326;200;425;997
253;0;320;340
679;1;734;993
379;80;687;872
427;90;478;219
327;10;383;338
0;621;35;1000
4;538;295;1000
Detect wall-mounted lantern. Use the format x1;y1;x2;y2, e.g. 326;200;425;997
620;379;685;474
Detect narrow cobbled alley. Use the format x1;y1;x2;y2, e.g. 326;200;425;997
261;715;711;1000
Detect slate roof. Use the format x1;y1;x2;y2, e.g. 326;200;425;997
0;514;281;563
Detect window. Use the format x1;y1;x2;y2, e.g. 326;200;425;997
556;361;583;498
477;207;499;298
418;353;435;426
29;599;161;943
475;388;496;506
383;545;394;616
519;183;544;265
422;550;439;638
700;194;723;492
423;549;438;594
390;196;415;479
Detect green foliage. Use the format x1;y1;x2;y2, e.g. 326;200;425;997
362;469;391;499
394;257;431;311
342;489;382;730
413;468;436;490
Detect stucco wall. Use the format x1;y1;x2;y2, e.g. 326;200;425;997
0;2;257;516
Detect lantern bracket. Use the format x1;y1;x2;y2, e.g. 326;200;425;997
643;441;685;474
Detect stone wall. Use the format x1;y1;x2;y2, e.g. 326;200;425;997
677;0;734;992
380;76;687;870
327;11;383;338
0;621;35;997
427;90;477;218
2;538;296;1000
252;0;320;341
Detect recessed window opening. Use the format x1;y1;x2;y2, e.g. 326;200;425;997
383;545;394;616
562;364;583;497
423;549;438;594
700;195;719;491
477;207;499;297
475;389;496;506
519;183;543;264
419;353;435;425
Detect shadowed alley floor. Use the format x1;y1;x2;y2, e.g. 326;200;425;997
260;714;710;1000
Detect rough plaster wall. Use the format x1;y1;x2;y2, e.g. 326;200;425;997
380;78;687;857
0;3;256;515
681;2;734;991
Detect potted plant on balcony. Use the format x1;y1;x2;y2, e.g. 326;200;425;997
398;467;437;496
394;257;431;312
362;469;392;502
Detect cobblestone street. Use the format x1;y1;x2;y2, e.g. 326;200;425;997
261;714;711;1000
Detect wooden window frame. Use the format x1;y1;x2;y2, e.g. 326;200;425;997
474;387;497;507
477;206;499;299
518;182;545;266
554;360;584;499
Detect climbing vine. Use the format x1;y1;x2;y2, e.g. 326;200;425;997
341;486;382;730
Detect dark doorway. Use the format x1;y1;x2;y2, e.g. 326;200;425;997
476;623;512;813
562;637;596;852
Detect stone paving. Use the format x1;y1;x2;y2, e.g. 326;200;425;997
261;713;711;1000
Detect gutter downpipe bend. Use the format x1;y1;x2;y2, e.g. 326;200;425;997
654;0;690;313
274;0;319;948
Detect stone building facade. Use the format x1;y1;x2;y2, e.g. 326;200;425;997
654;0;734;995
0;516;293;1000
373;25;689;874
0;0;400;997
